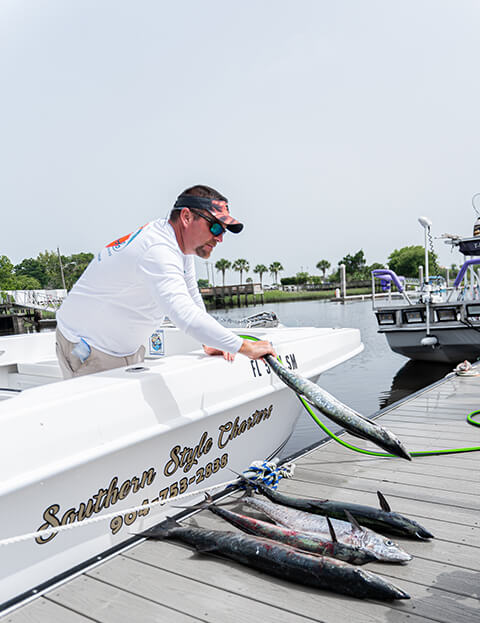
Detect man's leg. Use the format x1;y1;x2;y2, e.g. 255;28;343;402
55;328;76;379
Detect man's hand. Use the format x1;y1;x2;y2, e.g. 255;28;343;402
239;339;276;360
203;345;235;361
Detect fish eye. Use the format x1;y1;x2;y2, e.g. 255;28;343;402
386;540;394;546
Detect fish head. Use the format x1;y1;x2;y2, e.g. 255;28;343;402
415;526;435;540
361;531;412;562
386;509;434;540
378;427;412;461
357;568;411;600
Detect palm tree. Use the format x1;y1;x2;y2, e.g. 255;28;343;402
215;258;231;287
316;259;331;280
253;264;268;287
269;261;283;285
232;258;250;285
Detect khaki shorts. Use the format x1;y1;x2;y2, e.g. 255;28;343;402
55;328;145;379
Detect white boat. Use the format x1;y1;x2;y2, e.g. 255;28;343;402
372;214;480;364
0;319;363;608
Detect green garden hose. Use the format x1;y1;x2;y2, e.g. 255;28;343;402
298;394;480;458
240;334;480;458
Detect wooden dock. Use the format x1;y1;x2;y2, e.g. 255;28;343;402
4;370;480;622
200;283;264;308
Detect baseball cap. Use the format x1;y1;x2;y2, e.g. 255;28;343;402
173;193;244;234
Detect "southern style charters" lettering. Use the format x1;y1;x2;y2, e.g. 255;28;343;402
36;468;156;544
218;405;273;449
163;431;213;476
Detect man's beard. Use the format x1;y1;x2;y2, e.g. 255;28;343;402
195;244;213;258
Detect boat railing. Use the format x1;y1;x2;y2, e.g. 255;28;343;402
372;259;480;310
453;258;480;288
371;270;413;308
446;258;480;303
1;289;67;311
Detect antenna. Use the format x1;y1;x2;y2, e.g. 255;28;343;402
57;246;67;291
418;216;432;229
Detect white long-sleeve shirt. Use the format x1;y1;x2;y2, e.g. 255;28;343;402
56;219;243;356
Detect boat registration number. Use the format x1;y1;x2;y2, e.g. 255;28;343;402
250;352;297;378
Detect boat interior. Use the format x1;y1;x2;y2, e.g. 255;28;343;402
0;329;206;401
0;311;288;401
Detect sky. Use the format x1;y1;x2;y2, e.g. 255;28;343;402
2;0;480;284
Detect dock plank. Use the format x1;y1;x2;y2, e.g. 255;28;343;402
45;575;201;623
293;463;479;495
367;558;480;600
366;427;480;443
85;555;325;623
340;434;480;451
301;447;480;470
3;598;92;623
374;421;478;432
383;411;478;423
299;453;480;481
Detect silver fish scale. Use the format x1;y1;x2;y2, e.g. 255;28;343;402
244;496;411;563
246;496;354;535
264;354;411;461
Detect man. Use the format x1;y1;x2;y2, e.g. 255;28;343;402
55;184;275;378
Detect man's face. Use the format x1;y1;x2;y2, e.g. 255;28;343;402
189;210;225;258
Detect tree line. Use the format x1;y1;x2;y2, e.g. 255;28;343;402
211;260;284;288
0;245;458;292
0;251;93;291
210;246;457;288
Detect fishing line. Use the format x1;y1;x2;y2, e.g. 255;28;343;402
240;334;480;458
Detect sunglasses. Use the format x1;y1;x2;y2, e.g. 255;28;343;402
192;210;226;236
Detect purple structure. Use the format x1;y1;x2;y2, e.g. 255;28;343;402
453;258;480;288
372;269;406;293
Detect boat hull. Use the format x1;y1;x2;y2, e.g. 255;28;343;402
381;325;480;363
0;326;363;606
1;389;300;607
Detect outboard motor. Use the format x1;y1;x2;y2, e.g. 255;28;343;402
244;311;280;328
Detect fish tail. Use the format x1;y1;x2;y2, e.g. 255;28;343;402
242;483;257;498
171;492;222;513
228;467;262;491
139;516;181;539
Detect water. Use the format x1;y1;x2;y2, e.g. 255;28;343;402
212;299;452;457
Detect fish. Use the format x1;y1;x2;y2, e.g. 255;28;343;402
191;494;378;565
243;493;412;563
263;353;411;461
252;483;434;540
141;518;410;600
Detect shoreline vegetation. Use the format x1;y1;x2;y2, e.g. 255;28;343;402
203;287;372;308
